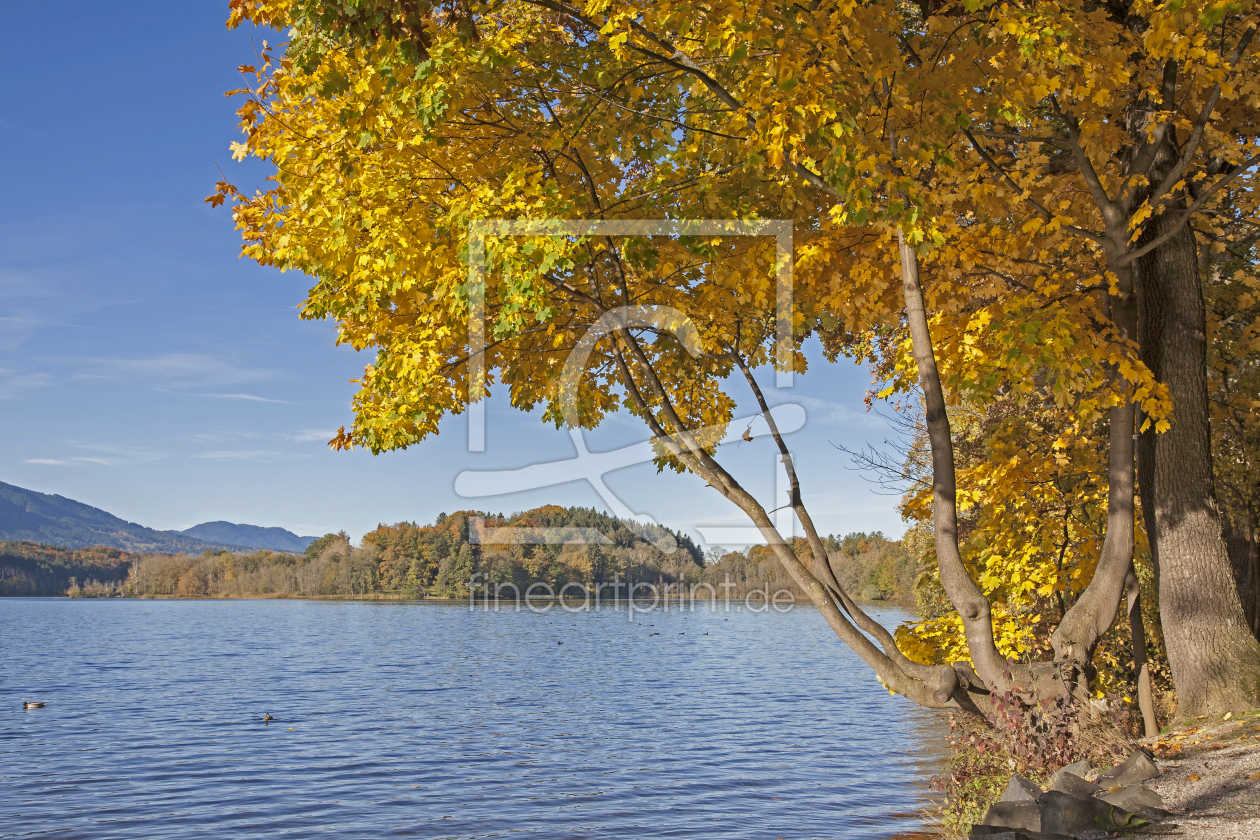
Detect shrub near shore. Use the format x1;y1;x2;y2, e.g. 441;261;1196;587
934;697;1147;837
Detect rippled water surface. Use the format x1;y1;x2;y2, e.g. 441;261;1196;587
1;599;946;839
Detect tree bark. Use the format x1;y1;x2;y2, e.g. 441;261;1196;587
1049;236;1138;674
897;229;1010;690
1126;565;1158;737
1224;519;1260;638
1136;215;1260;715
1050;342;1137;668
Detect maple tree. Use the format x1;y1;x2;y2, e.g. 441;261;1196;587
889;393;1167;732
217;0;1260;719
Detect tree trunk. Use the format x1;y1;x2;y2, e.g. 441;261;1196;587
1224;519;1260;638
1050;340;1136;668
1050;248;1137;677
1137;215;1260;715
1126;565;1159;736
897;229;1009;689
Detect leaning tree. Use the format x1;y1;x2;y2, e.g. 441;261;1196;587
218;0;1260;720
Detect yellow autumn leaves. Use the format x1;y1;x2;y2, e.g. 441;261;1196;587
216;0;1259;695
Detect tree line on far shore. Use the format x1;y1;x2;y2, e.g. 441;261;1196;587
0;506;916;604
704;532;916;603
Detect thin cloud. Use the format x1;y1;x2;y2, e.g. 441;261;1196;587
72;442;163;458
780;396;890;430
0;270;89;350
192;449;298;462
21;453;140;467
0;268;131;351
0;316;89;328
203;392;289;403
0;270;56;303
75;353;277;387
0;368;53;399
280;429;337;444
22;442;166;468
181;431;265;444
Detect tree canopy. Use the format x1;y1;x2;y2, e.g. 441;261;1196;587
219;0;1260;719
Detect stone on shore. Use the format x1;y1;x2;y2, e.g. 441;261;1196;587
1000;775;1043;803
1054;759;1093;779
968;828;1074;839
1100;784;1170;821
1039;789;1139;835
1094;749;1160;786
982;799;1042;833
1100;783;1163;810
1046;771;1102;797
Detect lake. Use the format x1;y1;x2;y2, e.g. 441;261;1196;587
0;598;947;839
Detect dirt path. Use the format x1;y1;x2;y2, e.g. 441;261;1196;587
1144;711;1260;839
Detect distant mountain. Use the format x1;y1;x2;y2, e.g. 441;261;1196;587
0;481;296;554
181;522;316;553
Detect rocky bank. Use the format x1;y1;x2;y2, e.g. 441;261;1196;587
970;710;1260;839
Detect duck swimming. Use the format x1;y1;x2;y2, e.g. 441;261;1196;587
263;713;273;722
23;701;45;709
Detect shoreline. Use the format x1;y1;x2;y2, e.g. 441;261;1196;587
9;592;914;608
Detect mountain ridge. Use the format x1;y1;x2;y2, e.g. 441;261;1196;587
0;480;316;553
181;521;316;553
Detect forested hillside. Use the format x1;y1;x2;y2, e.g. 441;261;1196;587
0;542;135;596
5;506;702;598
2;507;917;605
365;505;702;598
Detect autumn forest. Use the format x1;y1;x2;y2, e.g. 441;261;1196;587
0;506;915;604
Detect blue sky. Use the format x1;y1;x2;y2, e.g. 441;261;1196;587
0;1;908;546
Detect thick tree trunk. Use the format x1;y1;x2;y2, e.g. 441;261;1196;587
1137;216;1260;715
1224;519;1260;638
